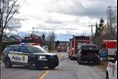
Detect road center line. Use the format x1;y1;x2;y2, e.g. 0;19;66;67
38;70;49;79
38;53;64;79
59;53;65;59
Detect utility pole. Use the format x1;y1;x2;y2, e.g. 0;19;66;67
88;25;95;37
108;6;112;39
107;6;117;39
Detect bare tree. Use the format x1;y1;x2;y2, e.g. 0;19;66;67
106;6;117;40
0;0;21;53
46;32;56;51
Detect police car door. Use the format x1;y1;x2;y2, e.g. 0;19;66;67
18;46;29;63
9;46;28;63
8;46;21;63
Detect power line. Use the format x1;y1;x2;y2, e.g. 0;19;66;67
32;27;79;31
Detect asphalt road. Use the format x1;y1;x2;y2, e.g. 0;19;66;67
1;52;106;79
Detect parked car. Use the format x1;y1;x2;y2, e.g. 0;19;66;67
99;49;108;61
77;44;100;64
106;51;117;79
2;44;59;70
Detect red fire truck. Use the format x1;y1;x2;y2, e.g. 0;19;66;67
57;44;67;52
102;40;117;56
68;36;90;59
23;36;42;47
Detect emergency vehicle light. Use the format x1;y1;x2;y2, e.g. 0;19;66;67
20;43;27;46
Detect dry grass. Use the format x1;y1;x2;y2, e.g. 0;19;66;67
97;61;108;71
97;56;115;71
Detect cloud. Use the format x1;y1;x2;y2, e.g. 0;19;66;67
8;17;21;29
46;0;116;18
19;0;116;36
43;12;78;24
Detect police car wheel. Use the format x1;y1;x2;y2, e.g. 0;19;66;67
48;66;55;69
4;58;12;68
28;60;38;70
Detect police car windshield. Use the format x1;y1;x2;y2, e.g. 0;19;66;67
27;46;47;53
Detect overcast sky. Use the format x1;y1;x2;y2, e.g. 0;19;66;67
18;0;117;36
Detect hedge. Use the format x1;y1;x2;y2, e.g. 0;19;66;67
1;39;35;51
0;41;19;51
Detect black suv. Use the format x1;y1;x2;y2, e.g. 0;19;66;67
2;44;59;70
77;44;100;64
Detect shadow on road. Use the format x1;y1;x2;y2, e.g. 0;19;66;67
4;65;51;71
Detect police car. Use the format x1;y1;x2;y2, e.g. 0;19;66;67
106;52;117;79
2;44;59;70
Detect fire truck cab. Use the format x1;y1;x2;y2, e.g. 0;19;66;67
23;36;42;47
68;36;90;60
57;44;67;52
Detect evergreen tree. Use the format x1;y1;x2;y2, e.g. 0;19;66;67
42;34;46;45
93;17;105;48
42;34;45;40
98;17;104;35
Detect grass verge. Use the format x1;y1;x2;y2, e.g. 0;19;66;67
97;61;108;71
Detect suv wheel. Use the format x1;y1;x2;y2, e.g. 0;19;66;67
94;61;100;65
4;58;12;68
77;59;82;64
48;66;55;69
28;60;38;70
